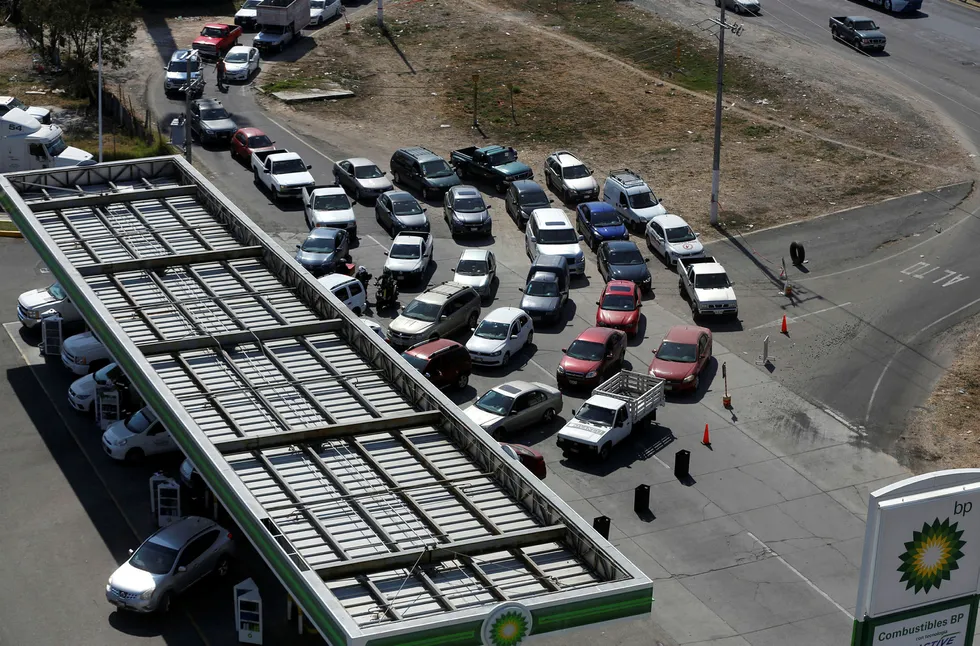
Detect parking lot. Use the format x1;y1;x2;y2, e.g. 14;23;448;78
0;61;935;646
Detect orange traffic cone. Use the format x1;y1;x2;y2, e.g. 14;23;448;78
701;424;711;448
780;315;788;335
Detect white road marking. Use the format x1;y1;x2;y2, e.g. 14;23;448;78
865;293;980;423
652;454;671;470
748;302;852;330
527;357;555;379
746;531;854;620
264;115;337;164
364;234;388;251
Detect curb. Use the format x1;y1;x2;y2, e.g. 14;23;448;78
947;0;980;10
0;229;24;238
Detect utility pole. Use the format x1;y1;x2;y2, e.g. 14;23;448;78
181;58;206;164
377;0;383;28
97;35;103;163
697;12;743;226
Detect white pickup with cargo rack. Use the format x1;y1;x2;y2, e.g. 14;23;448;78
557;371;665;460
1;156;653;646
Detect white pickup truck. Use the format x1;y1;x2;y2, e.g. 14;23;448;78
251;148;315;203
556;371;665;460
677;256;738;319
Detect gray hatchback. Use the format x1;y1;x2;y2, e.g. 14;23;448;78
106;516;234;614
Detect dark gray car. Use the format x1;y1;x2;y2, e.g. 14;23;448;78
597;240;652;291
375;190;430;236
505;180;552;230
190;99;238;144
444;185;492;236
520;272;566;325
294;227;350;277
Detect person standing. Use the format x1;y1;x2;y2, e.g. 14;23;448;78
216;57;226;92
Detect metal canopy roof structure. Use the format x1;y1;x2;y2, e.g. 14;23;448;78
0;157;652;646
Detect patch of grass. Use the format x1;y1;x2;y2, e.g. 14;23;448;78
261;77;323;93
651;147;675;156
71;133;172;162
743;124;775;138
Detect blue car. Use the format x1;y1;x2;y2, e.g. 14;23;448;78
576;201;629;251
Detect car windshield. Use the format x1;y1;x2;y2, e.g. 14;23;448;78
225;51;248;63
487;149;517;166
666;226;697;243
456;259;488;276
421;159;455;178
475;320;511;340
389;243;420;259
9;97;26;110
656;341;697;363
537;228;578;245
694;273;730;289
526;280;558;297
475;390;514;416
601;294;636;311
453;197;486;213
46;136;67;158
629;191;659;209
853;20;878;30
311;0;326;6
130;540;179;575
125;409;154;434
243;0;261;6
354;164;384;179
401;352;429;370
401;300;441;322
562;164;590;179
520;190;550;209
202;27;226;37
247;134;273;148
272;159;307;174
95;363;119;382
576;403;615;427
301;236;336;253
168;60;199;73
566;340;604;361
48;283;66;300
201;108;230;120
392;199;423;216
313;194;350;211
608;248;644;265
590;210;620;227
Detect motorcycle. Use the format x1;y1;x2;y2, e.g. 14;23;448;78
375;273;399;308
354;265;371;291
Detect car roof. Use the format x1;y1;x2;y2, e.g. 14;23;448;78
512;179;545;194
345;157;375;166
405;338;460;359
580;201;615;213
204;22;231;29
393;232;426;244
852;15;875;21
532;209;572;228
416;281;472;303
227;45;253;55
603;240;640;252
603;280;638;294
492;381;539;397
311;185;346;196
575;326;622;343
147;516;218;549
236;127;266;138
553;152;582;167
450;185;481;198
398;146;440;162
588;394;626;410
194;98;223;109
306;227;343;239
652;213;689;228
528;271;558;283
460;248;490;261
317;273;357;289
170;49;199;61
386;190;417;203
482;307;524;324
663;325;710;344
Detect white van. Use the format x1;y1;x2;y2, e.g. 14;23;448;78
102;406;178;462
61;331;112;376
317;273;367;315
524;208;586;276
602;168;667;232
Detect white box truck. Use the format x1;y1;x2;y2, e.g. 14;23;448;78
253;0;311;54
1;108;93;173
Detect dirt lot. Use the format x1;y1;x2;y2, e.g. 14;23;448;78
247;0;970;236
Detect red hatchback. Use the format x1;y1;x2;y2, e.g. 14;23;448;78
557;327;627;389
596;280;642;337
649;325;713;392
501;443;546;479
230;127;276;164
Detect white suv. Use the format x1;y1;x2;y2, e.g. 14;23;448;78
525;209;586;276
62;331;112;376
645;213;704;266
544;151;599;203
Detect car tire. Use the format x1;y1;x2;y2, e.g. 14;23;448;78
157;592;172;614
692;375;700;391
502;351;511;365
352;306;362;316
421;186;430;200
543;407;556;423
125;448;145;464
525;331;533;347
392;170;401;185
353;187;361;203
495;180;507;194
468;311;479;329
885;0;892;10
599;443;611;461
456;372;469;389
253;169;260;185
678;279;687;299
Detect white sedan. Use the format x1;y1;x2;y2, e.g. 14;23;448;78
310;0;342;25
222;46;260;82
465;307;533;367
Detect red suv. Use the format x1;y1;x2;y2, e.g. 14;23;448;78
557;327;627;389
596;280;642;337
402;339;472;390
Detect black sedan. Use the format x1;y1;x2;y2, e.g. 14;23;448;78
596;240;652;291
504;179;552;230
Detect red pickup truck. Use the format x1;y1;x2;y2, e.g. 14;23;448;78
192;23;243;59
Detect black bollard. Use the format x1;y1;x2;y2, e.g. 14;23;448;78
634;484;650;514
675;449;691;480
593;515;611;539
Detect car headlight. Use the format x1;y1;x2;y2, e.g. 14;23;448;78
490;350;502;357
106;583;111;592
683;374;696;383
557;365;565;374
78;392;94;400
117;438;128;446
586;370;597;379
140;589;154;600
78;356;87;365
203;125;214;132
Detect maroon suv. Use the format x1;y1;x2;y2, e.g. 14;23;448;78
402;339;472;390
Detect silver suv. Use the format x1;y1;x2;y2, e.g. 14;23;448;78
388;281;482;348
544;151;599;204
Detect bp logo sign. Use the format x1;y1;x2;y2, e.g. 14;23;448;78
898;518;967;594
481;603;532;646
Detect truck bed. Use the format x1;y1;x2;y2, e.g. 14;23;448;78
678;256;719;268
593;371;665;422
253;148;289;165
450;146;479;161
